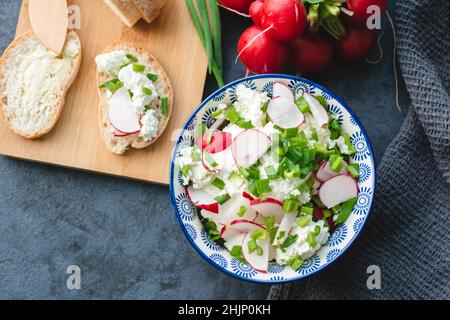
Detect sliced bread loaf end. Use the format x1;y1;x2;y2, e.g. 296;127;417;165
0;31;82;139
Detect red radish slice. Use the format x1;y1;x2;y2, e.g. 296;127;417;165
316;160;348;182
195;131;232;154
114;131;136;138
273;212;297;245
303;93;329;128
232;129;272;168
313;177;322;192
242;233;269;273
319;175;359;209
242;191;255;201
224;232;246;252
201;147;234;173
273;82;294;102
220;225;238;239
230;219;265;233
186;186;219;214
108;87;141;134
267;97;304;129
250;198;284;223
218;194;257;225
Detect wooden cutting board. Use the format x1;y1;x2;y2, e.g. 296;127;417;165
0;0;207;185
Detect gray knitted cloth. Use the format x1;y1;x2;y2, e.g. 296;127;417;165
268;0;450;300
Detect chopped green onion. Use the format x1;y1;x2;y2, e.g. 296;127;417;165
236;119;254;129
335;197;358;225
251;229;266;240
283;234;298;249
277;231;286;242
312;195;325;209
225;106;240;123
283;199;299;213
307;232;317;248
230;245;245;263
311;129;318;142
286;255;303;270
228;171;244;188
323;209;332;218
314;226;321;236
181;165;190;177
129;90;134;98
132;64;145;72
193;147;201;162
161;97;169;116
315;95;327;108
211;178;225;190
286;146;303;163
343;133;356;155
315;144;334;157
301;205;314;215
99;79;123;93
203;152;218;167
248;166;260;180
147;73;159;81
296;96;310;114
142;86;153;96
255;179;271;195
247;239;257;254
210;109;223;119
347;163;360;178
297;216;311;228
290;131;308;147
236;206;246;217
330;154;344;173
264;166;278;179
214;193;230;205
238;167;250;179
126;53;138;62
282;127;299;139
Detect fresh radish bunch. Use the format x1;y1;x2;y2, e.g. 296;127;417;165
261;0;308;42
345;0;389;26
291;33;335;73
219;0;254;14
335;25;378;61
237;25;289;74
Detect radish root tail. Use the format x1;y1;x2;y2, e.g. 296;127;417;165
386;10;401;112
217;2;251;17
235;25;274;64
365;31;384;64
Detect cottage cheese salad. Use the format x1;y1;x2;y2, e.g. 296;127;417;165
178;83;360;273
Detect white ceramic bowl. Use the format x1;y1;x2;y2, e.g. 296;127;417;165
170;75;376;283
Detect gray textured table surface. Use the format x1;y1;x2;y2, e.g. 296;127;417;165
0;0;408;299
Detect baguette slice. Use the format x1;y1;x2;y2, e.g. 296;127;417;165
132;0;166;23
97;44;173;155
102;0;142;27
0;30;81;139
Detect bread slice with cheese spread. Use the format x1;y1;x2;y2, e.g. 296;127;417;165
0;30;82;139
96;44;173;155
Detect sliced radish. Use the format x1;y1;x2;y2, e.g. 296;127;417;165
316;160;348;182
303;93;329;128
273;82;294;102
250;198;284;223
186;186;219;214
273;212;297;246
218;194;257;225
267;97;304;129
319;174;358;209
230;219;265;233
195;131;232;154
201;147;234;172
231;129;272;168
114;130;136;137
220;225;239;239
108;87;141;134
242;191;256;201
242;233;269;273
223;232;246;252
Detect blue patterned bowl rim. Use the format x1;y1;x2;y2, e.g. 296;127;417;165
169;74;377;284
